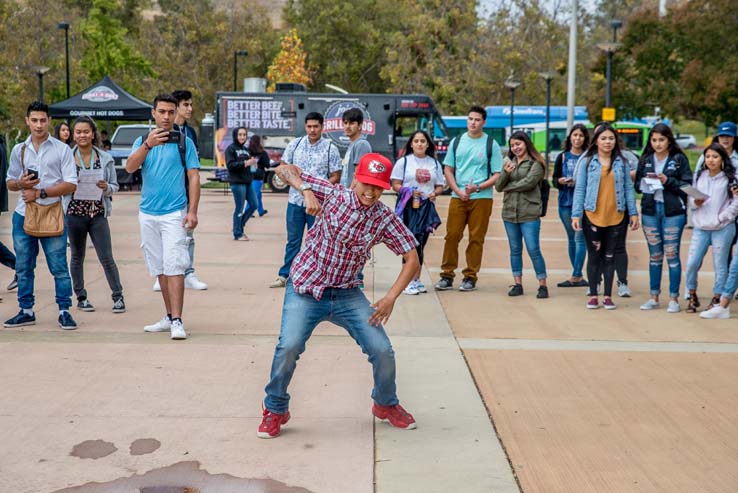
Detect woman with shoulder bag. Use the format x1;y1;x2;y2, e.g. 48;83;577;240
64;116;125;313
495;131;549;299
635;123;692;313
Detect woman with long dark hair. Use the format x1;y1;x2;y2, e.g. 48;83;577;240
572;123;639;310
248;135;270;217
685;143;738;313
391;130;445;295
635;123;692;313
225;127;258;240
64;116;125;313
54;122;72;147
552;123;589;288
495;131;549;298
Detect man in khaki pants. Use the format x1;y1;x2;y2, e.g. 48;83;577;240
435;105;502;292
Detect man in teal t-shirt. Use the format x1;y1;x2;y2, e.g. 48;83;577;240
435;105;502;292
125;94;201;340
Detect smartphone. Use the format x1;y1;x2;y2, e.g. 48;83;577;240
26;169;39;180
165;130;181;144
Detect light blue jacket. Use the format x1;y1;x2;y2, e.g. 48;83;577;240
572;153;637;219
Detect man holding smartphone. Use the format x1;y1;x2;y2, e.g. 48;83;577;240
126;94;201;340
4;101;78;330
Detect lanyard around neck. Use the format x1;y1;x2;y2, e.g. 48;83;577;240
76;148;96;170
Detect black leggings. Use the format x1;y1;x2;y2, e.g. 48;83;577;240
67;213;123;301
582;214;628;297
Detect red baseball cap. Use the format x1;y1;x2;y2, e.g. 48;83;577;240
355;153;393;190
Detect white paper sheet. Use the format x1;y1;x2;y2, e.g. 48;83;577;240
680;185;709;201
73;168;104;201
639;177;663;193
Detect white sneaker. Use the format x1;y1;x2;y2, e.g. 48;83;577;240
144;316;171;332
700;305;730;319
403;283;420;295
414;280;427;293
667;300;681;313
185;273;208;290
153;278;161;292
170;319;188;339
640;299;660;310
617;281;631;297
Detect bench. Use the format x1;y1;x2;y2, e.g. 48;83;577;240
206;167;230;195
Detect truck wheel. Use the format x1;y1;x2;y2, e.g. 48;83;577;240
268;171;289;193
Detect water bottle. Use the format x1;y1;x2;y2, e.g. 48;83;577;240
412;188;420;209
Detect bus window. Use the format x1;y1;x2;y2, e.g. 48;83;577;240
616;128;644;151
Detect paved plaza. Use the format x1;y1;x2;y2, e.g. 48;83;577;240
1;181;737;492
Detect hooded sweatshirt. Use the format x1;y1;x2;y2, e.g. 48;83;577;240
225;129;252;184
690;170;738;230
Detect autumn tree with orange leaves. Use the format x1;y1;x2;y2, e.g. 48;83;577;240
266;29;312;92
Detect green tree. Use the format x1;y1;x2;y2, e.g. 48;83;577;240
267;29;312;91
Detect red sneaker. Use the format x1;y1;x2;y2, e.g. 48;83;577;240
372;403;417;430
257;408;290;438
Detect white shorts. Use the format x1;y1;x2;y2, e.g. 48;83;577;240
139;209;189;276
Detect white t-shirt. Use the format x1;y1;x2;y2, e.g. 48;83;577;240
391;154;446;198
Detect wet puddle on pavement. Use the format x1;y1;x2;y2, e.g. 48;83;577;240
69;440;118;460
130;438;162;456
52;460;315;492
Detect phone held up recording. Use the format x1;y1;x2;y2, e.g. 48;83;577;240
164;129;181;144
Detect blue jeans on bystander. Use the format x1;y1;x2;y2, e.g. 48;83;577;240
230;183;258;239
278;202;316;279
503;219;547;279
641;203;686;298
558;206;586;278
686;223;735;295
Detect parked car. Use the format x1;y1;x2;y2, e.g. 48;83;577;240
676;133;697;149
109;124;152;168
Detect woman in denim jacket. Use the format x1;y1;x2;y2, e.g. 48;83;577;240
635;123;692;313
572;123;639;310
684;143;738;313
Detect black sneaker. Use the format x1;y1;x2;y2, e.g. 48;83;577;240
77;299;95;312
112;298;126;313
7;274;18;291
434;277;453;290
58;311;78;330
537;285;549;299
458;278;477;291
4;310;36;328
508;284;524;296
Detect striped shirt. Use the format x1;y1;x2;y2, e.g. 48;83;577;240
291;174;417;300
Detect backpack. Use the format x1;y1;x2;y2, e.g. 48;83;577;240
451;133;495;180
539;171;551;217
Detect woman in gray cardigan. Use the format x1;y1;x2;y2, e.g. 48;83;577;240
64;116;125;313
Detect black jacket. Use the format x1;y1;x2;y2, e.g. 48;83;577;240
225;129;252;184
635;152;692;217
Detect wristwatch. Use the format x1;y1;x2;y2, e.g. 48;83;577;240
298;183;313;194
40;188;48;199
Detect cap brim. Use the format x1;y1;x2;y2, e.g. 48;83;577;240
717;132;736;137
356;175;391;190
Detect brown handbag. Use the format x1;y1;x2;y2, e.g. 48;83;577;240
20;145;64;237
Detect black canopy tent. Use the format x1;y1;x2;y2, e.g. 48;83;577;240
49;75;152;120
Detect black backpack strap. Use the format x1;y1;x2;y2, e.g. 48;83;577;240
451;136;460;182
486;134;494;179
177;133;189;203
401;155;408;178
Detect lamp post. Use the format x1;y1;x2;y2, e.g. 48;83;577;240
504;74;521;138
233;50;248;92
30;66;51;103
598;20;623;110
539;71;557;165
57;22;70;98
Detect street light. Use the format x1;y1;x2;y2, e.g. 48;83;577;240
30;65;51;103
504;74;521;138
233;50;248;92
597;19;623;110
57;22;70;99
539;71;557;165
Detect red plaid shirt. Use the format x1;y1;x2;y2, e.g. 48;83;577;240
290;174;418;300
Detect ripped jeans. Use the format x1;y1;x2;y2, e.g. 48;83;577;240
685;223;735;296
582;214;628;298
641;203;686;298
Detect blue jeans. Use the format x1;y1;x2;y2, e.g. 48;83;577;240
558;206;586;278
252;179;266;215
278;202;316;278
230;183;257;239
503;219;547;279
641;203;686;298
722;254;738;299
264;282;399;414
12;212;72;310
686;223;735;295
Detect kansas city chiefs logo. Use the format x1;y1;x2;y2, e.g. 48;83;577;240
367;160;386;173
